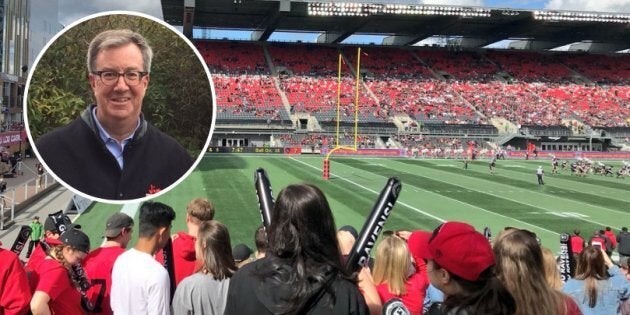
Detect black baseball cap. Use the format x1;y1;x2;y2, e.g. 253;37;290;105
44;216;81;233
104;213;134;238
61;229;90;253
233;244;252;262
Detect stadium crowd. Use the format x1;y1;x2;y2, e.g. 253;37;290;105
199;41;630;130
4;183;630;315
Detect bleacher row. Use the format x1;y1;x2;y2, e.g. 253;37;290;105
198;41;630;131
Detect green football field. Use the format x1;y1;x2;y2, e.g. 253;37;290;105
75;154;630;254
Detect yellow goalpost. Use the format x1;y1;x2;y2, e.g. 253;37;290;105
323;47;362;180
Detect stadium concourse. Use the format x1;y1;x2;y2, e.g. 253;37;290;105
0;157;76;259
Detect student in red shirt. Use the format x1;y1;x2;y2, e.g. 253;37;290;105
25;217;73;292
569;229;585;260
83;212;134;314
604;227;617;251
373;235;428;315
30;229;90;315
156;198;214;286
0;242;31;315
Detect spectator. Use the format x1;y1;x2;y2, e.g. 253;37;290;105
372;235;427;315
401;230;432;275
36;163;44;189
419;221;516;315
25;216;72;292
156;198;215;286
570;229;585;260
82;212;134;315
172;220;236;315
232;243;252;268
0;242;31;315
423;284;445;315
30;229;90;315
541;247;563;290
254;225;268;259
25;216;43;259
604;227;617;252
337;225;360;264
562;246;630;315
617;227;630;261
224;183;368;314
111;201;176;314
337;225;382;315
493;229;581;315
395;230;437;313
589;230;612;257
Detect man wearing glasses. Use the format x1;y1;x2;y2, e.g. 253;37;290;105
36;29;193;200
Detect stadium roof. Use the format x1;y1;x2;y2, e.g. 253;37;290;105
162;0;630;53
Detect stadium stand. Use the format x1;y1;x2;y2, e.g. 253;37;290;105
201;42;629;152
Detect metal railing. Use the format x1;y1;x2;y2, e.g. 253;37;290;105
0;173;58;230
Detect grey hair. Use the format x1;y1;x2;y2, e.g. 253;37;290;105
86;29;153;73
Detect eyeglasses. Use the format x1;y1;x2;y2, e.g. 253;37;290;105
91;70;148;86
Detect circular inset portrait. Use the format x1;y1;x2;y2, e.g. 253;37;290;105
25;11;215;203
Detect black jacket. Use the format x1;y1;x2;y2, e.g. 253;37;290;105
618;231;630;256
224;258;368;315
36;105;193;200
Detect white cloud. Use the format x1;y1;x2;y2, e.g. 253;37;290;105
59;0;163;26
544;0;630;13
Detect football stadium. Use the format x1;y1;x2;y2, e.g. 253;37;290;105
74;0;630;253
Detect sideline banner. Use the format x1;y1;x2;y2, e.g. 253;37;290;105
0;130;27;146
507;150;630;159
321;147;402;156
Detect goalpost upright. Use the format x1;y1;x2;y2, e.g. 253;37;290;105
324;47;362;179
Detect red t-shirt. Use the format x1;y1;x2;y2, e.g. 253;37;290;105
0;248;31;315
563;294;583;315
26;238;63;293
82;246;126;315
570;235;584;254
604;231;617;249
35;259;83;315
376;272;428;315
155;232;203;286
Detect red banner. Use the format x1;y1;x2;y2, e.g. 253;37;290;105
0;130;27;146
326;148;402;156
507;150;630;159
283;147;302;155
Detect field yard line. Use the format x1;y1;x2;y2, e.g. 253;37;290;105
289;157;446;223
401;159;630;218
496;166;630;200
489;174;630;218
377;162;562;236
294;157;560;236
394;161;616;229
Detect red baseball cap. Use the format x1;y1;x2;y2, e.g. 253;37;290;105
420;221;495;282
407;230;432;267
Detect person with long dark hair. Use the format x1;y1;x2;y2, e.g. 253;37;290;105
563;245;630;315
224;183;368;314
420;221;516;315
172;220;236;315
